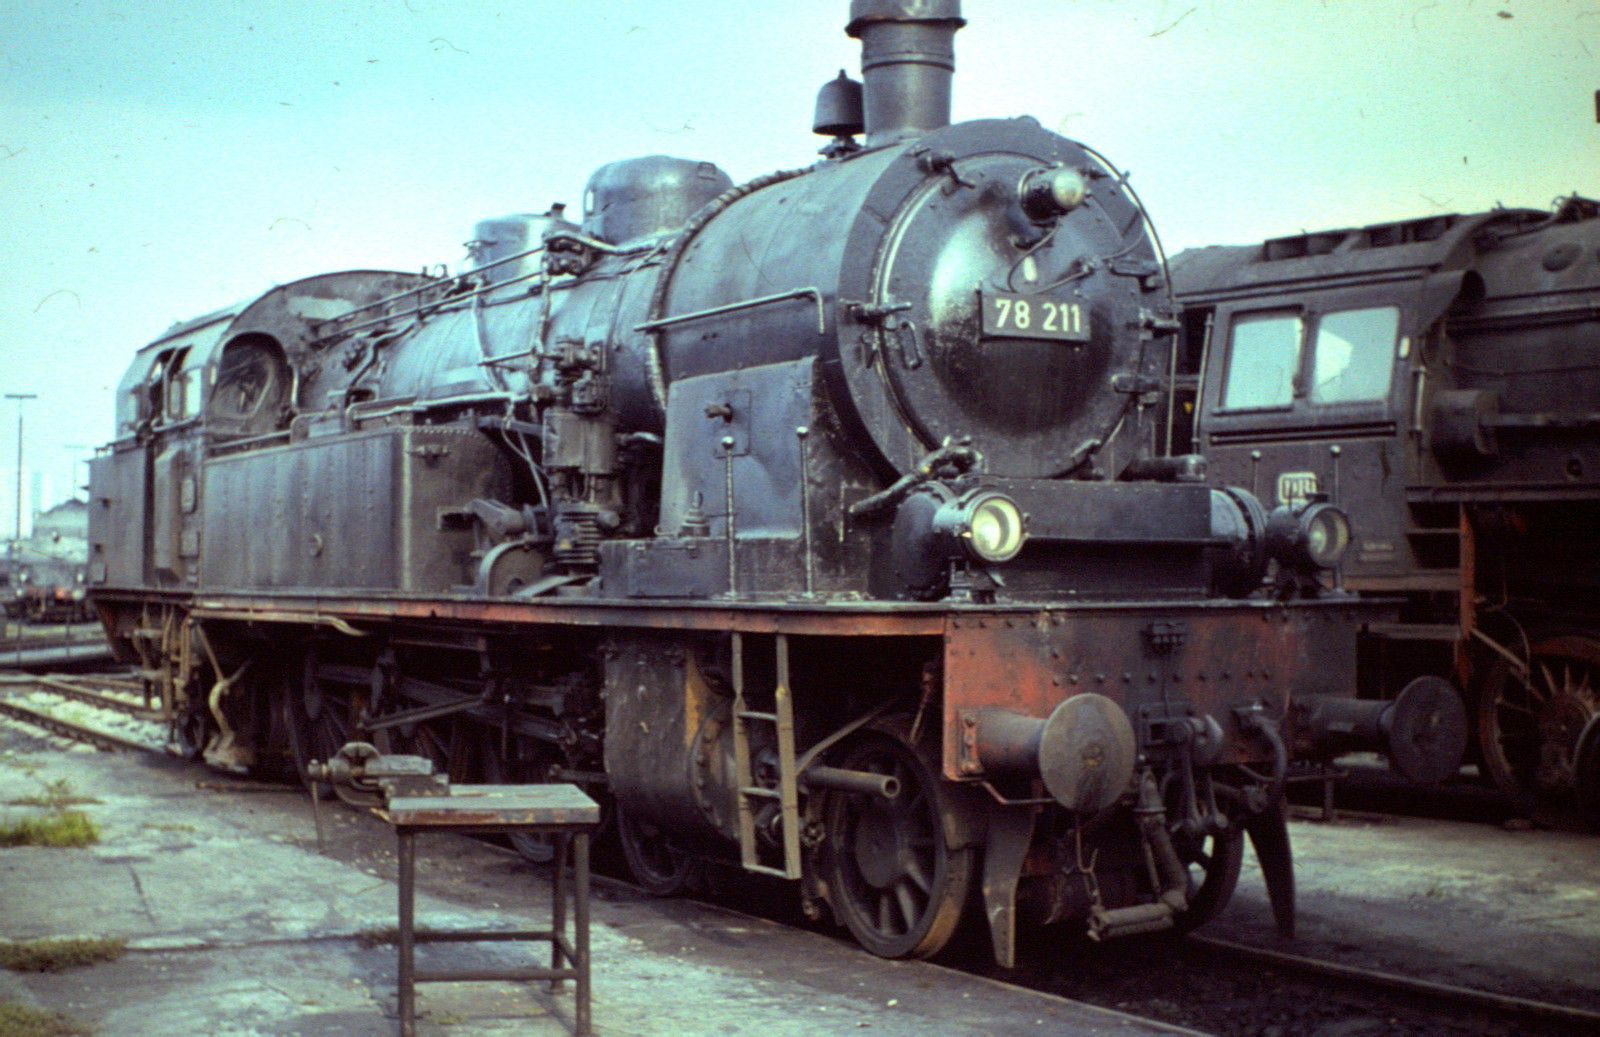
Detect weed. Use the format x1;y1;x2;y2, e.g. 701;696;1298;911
6;778;100;810
0;998;80;1035
0;810;99;848
0;936;126;973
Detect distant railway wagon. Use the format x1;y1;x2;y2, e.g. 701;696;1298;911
1172;196;1600;821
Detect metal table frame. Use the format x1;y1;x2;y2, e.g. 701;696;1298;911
387;784;600;1036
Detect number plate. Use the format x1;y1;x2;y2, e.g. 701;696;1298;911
979;290;1090;343
1276;471;1319;507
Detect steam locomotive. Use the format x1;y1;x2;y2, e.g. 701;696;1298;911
4;499;91;624
87;1;1391;963
1171;193;1600;821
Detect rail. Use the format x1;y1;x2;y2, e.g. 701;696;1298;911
0;697;155;753
1186;934;1600;1031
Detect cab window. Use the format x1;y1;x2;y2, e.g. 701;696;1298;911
1310;307;1399;404
144;347;206;424
1220;305;1399;412
161;348;195;420
1221;312;1300;410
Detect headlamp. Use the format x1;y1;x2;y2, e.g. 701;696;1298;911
1019;166;1090;223
936;490;1028;563
1267;499;1351;571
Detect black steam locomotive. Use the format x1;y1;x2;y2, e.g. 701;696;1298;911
87;1;1387;962
1172;193;1600;820
5;499;92;624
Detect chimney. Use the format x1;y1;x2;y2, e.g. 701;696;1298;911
845;0;965;146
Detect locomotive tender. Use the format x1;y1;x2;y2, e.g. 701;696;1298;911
1172;193;1600;819
88;1;1384;963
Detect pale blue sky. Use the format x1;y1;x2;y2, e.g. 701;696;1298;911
2;0;1594;532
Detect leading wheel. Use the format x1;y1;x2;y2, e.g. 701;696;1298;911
1479;634;1600;808
824;730;974;959
1171;825;1245;932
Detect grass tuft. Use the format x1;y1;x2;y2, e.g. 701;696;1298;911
0;998;81;1034
0;810;99;848
5;778;101;811
0;936;126;973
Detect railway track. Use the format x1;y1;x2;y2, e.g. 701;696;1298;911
0;628;114;671
0;671;166;754
1181;934;1600;1034
983;923;1600;1036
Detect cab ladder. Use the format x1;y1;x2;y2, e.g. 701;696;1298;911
730;631;802;879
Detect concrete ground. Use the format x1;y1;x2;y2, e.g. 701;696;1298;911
0;738;1193;1036
1214;801;1600;1010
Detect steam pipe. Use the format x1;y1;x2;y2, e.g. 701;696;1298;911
802;764;901;799
846;0;965;145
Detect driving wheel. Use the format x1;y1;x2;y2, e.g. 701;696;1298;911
617;805;699;896
284;668;351;800
483;736;561;863
1479;633;1600;808
824;729;974;959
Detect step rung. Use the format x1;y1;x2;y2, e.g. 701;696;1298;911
740;786;779;799
737;710;778;723
743;861;797;880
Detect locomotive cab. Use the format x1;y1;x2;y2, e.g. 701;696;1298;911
1176;197;1600;812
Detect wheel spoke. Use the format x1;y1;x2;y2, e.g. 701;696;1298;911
1531;663;1558;703
904;854;932;895
894;883;920;931
1172;824;1244;933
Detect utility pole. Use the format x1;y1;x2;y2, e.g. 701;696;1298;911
5;393;38;550
63;443;90;502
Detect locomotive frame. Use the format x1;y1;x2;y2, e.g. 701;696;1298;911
87;0;1390;964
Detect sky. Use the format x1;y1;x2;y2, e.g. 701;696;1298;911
2;0;1595;536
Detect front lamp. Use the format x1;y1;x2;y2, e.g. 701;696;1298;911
937;491;1028;563
1267;499;1351;571
1019;165;1090;223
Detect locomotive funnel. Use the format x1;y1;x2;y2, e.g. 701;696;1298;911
846;0;965;145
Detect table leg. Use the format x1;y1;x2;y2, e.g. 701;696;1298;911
551;832;569;989
397;828;416;1036
576;830;591;1037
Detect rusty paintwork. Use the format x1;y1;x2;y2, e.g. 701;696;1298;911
942;601;1363;781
